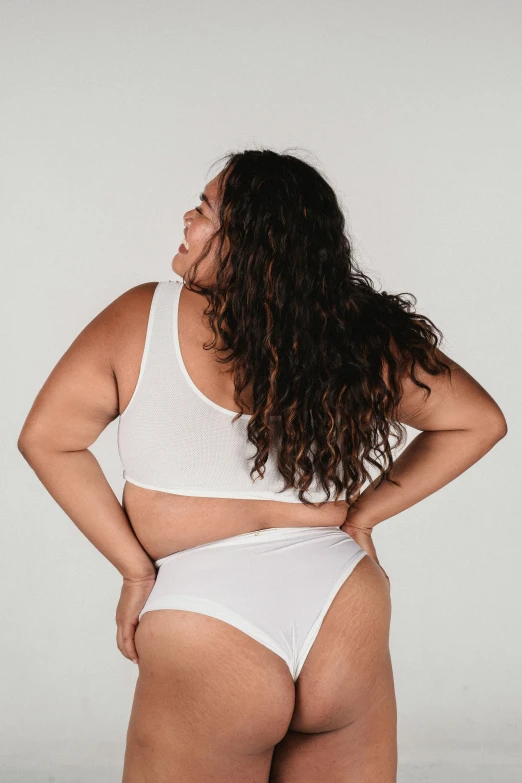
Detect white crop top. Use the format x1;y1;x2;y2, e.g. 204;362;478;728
117;279;338;503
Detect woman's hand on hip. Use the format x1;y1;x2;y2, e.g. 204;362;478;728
115;574;157;665
341;513;390;587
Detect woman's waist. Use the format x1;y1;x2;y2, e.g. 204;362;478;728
123;484;349;562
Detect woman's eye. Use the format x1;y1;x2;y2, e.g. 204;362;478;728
195;206;203;215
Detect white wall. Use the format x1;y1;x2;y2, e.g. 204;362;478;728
2;0;520;777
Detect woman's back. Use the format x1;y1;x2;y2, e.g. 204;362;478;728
113;279;350;561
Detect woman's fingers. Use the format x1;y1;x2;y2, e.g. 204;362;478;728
117;620;139;664
341;523;390;588
115;576;156;665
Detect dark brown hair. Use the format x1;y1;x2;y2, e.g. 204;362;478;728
183;147;453;507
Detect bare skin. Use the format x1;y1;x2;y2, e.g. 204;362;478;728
124;555;394;783
18;173;507;781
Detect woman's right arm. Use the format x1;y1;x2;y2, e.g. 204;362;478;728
17;283;159;582
17;283;160;664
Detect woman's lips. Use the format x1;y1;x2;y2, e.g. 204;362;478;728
178;242;188;254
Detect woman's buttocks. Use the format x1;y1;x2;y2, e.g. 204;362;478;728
122;482;349;562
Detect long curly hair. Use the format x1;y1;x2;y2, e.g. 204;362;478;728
183;148;453;508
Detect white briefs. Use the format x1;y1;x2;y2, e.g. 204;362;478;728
138;525;367;682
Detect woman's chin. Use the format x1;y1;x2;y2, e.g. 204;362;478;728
172;257;192;284
171;254;184;274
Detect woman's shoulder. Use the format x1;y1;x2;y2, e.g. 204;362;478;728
98;281;165;361
94;280;158;336
109;280;161;314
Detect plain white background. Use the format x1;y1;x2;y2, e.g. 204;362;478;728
2;1;521;780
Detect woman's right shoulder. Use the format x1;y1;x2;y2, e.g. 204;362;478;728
103;280;166;351
96;280;159;334
107;280;161;318
83;281;163;369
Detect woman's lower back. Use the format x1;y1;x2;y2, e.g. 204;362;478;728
122;480;351;562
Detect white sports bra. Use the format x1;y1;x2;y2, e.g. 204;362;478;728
117;279;338;503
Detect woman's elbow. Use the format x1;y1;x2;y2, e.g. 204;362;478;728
481;407;508;441
17;421;53;459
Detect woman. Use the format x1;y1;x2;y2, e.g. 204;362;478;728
18;148;507;782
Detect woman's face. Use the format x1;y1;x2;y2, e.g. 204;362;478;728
171;173;223;284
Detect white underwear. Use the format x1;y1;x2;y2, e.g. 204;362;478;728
138;525;367;682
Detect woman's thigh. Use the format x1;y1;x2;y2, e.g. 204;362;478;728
122;553;394;783
122;609;296;783
270;554;397;782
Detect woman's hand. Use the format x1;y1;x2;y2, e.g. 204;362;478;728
115;574;157;665
341;512;390;587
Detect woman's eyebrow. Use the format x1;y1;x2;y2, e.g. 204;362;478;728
199;192;213;210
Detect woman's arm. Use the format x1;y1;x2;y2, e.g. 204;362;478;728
345;348;508;529
17;284;157;581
